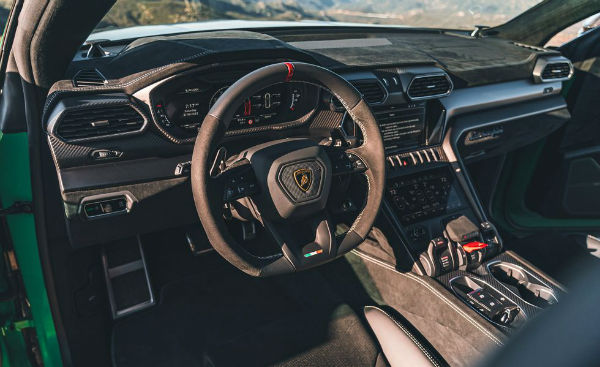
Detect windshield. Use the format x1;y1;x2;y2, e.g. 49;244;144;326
94;0;543;33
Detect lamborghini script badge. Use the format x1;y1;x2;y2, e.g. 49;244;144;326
293;168;313;192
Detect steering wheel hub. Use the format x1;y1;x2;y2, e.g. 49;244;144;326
278;160;323;202
245;138;331;221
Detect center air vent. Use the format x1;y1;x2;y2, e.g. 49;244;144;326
73;69;107;87
533;56;573;83
51;102;146;142
352;80;386;104
407;74;452;100
330;79;386;109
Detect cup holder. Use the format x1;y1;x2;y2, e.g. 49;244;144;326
488;262;558;308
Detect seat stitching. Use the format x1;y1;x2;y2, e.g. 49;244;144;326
353;250;504;346
366;305;441;367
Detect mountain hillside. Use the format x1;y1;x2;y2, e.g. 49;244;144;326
95;0;540;32
0;0;541;36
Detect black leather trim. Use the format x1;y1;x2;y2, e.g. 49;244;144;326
365;305;448;367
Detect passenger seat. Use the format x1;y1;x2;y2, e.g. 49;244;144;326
364;305;448;367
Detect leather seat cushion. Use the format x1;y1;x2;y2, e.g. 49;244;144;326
365;306;447;367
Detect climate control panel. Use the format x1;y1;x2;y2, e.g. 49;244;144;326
386;167;459;225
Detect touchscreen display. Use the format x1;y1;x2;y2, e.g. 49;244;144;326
376;104;426;151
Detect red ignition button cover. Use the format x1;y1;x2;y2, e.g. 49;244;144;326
462;241;488;253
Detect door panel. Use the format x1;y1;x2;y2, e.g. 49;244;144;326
519;28;600;223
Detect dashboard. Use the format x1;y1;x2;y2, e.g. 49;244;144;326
42;27;573;248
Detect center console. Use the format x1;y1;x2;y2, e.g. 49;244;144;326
386;166;475;251
374;96;564;333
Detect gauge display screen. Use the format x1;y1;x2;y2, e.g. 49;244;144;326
153;79;313;138
209;84;288;129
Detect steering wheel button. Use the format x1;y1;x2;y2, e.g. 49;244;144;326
353;160;365;170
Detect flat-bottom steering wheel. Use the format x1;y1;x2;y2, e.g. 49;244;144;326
191;62;385;276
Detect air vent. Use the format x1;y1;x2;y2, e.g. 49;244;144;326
54;104;145;142
330;79;386;109
407;74;452;100
533;56;573;83
541;62;572;80
352;81;386;104
73;69;107;87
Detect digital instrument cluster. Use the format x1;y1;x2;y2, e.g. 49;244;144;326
151;72;318;141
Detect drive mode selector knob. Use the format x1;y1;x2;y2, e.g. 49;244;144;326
493;305;521;326
419;237;457;276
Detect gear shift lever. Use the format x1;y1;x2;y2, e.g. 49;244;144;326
445;216;487;270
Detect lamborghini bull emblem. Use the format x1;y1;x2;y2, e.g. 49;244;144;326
293;168;313;192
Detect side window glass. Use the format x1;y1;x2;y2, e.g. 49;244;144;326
545;13;600;48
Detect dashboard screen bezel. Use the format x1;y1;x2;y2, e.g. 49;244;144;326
148;64;320;143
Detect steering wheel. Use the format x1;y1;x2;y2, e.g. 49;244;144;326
191;62;385;277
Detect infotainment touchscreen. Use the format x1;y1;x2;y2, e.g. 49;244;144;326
374;103;426;151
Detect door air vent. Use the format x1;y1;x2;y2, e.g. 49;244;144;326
541;62;572;80
352;80;386;104
407;74;453;100
533;56;573;83
73;69;107;87
54;103;146;142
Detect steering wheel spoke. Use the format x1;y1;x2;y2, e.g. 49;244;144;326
214;160;259;203
263;209;337;270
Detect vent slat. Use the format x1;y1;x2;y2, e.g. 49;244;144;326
408;75;452;99
352;81;385;104
56;104;145;141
